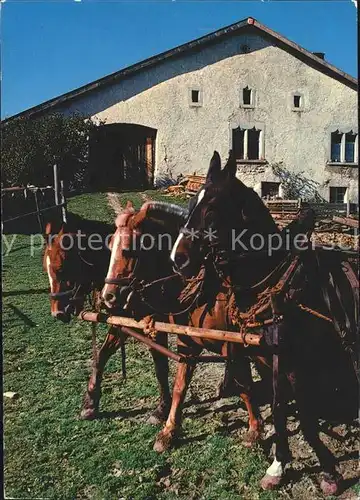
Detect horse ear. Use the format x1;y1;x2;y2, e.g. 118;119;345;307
45;222;52;236
224;150;237;178
126;200;134;209
206;151;221;182
44;218;63;237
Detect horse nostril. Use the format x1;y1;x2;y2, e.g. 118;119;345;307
175;252;190;270
105;292;116;304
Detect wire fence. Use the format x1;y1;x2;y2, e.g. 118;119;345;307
1;164;67;233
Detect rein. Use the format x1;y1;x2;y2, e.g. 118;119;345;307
137;273;205;317
48;250;97;302
50;283;88;302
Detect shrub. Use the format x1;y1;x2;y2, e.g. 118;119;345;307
1;113;104;190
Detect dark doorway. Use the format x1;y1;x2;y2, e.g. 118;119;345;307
89;123;157;191
261;182;280;198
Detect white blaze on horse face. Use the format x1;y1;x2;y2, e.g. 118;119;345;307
46;255;55;293
266;458;283;477
102;229;121;301
170;232;184;263
170;187;206;263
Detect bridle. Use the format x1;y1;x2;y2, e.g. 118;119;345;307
48;247;96;303
104;218;205;316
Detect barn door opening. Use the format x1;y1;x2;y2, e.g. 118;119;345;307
89;123;157;191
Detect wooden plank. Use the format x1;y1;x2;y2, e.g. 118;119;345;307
79;311;263;346
1;186;53;193
333;216;359;228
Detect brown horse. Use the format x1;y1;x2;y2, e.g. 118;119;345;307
101;200;268;450
43;211;174;422
43;214;113;321
101;200;189;424
170;151;359;495
43;213;123;419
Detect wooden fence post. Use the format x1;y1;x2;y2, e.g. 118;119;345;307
53;163;67;224
53;164;59;206
59;180;67;224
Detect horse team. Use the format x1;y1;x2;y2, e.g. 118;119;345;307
44;151;358;496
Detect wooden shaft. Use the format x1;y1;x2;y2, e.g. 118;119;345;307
120;326;183;362
79;311;262;346
187;355;228;363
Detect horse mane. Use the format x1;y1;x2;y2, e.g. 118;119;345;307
46;212;114;237
242;186;280;234
127;201;187;235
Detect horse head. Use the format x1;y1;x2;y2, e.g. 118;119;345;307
171;150;279;278
43;216;98;322
101;200;188;311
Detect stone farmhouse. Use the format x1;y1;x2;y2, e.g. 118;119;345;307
4;17;358;202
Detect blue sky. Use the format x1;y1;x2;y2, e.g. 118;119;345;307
1;0;357;119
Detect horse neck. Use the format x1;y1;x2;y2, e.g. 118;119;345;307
137;217;179;280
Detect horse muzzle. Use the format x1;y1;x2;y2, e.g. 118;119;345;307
51;310;71;323
103;285;133;310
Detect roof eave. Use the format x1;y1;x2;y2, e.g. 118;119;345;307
2;17;357;124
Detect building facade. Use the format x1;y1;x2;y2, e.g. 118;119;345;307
4;17;358;202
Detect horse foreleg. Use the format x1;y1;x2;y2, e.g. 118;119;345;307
260;367;290;491
147;333;171;425
153;347;198;452
233;357;263;448
80;326;126;419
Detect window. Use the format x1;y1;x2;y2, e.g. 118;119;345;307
232;126;263;161
191;90;199;104
248;128;260;159
261;182;280;199
233;128;244;160
243;87;252;105
189;87;202;107
331;131;342;162
330;187;347;204
241;86;254;107
345;132;356;162
330;130;358;164
293;95;301;108
291;92;304;111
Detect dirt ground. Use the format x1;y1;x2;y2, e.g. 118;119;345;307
176;352;359;499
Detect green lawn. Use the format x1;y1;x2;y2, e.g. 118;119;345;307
3;191;335;499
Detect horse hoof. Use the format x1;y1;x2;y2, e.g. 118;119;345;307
80;407;97;420
260;474;282;490
320;474;341;496
243;429;261;448
153;430;174;453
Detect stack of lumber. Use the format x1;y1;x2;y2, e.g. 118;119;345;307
163;175;206;198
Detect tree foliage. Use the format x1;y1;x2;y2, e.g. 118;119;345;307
271;162;326;202
1;113;104;189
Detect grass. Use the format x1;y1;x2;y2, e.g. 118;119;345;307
3;191;279;499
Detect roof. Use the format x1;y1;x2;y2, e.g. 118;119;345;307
2;17;357;124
